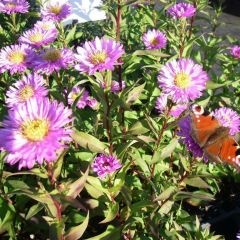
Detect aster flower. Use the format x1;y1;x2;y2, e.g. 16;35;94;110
34;20;58;36
68;86;97;109
0;0;29;14
167;2;196;19
0;98;72;169
0;44;34;75
155;95;168;113
31;48;74;75
41;0;71;22
142;29;167;50
170;104;187;118
75;37;125;75
230;45;240;59
158;58;208;104
101;80;126;93
92;154;122;179
19;27;57;48
214;107;240;136
6;73;48;108
177;116;203;158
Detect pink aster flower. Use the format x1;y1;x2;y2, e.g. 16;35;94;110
155;95;168;113
230;45;240;59
158;59;208;104
68;86;98;109
19;27;57;48
75;37;125;75
31;48;74;75
177;116;203;158
167;2;196;19
41;0;71;22
34;20;58;36
142;29;167;50
214;107;240;136
0;44;33;75
92;154;122;179
6;73;48;108
101;80;126;93
170;104;187;118
0;98;72;169
0;0;29;14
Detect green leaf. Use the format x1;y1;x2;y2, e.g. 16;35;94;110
154;186;178;201
183;177;210;189
65;211;89;240
159;200;174;215
128;120;150;135
25;203;44;220
53;150;67;179
206;80;239;89
71;130;108;153
133;50;170;57
85;225;121;240
152;138;179;163
100;202;119;224
65;25;77;44
66;167;89;199
126;83;145;106
3;168;48;179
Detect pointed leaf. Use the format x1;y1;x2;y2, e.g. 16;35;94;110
65;211;89;240
66;167;89;199
71;130;108;153
100;202;119;224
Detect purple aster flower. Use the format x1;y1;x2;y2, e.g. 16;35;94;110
6;73;48;108
0;98;72;169
19;27;57;48
213;107;240;136
31;48;74;75
87;97;98;109
230;45;240;59
155;94;168;113
41;0;71;22
170;104;187;118
0;44;34;75
34;20;58;36
0;0;29;14
92;154;122;179
158;58;208;104
75;37;125;75
177;116;203;158
68;86;98;109
101;80;126;93
142;29;167;50
167;2;196;19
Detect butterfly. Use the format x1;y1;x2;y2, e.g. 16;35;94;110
189;104;240;170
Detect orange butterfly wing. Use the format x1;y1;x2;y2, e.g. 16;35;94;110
204;136;240;169
190;113;220;147
189;104;240;170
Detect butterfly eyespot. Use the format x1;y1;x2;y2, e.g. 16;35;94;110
191;104;204;115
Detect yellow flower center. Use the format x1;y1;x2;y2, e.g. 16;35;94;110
71;93;78;101
9;51;25;64
50;6;62;15
91;52;107;64
19;85;34;101
43;49;61;62
174;72;191;89
6;3;17;8
29;32;44;43
21;119;49;142
150;38;159;46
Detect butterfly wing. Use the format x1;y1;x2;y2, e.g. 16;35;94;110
190;105;221;147
204;136;240;170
